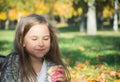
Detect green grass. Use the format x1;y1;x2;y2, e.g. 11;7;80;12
0;30;15;55
57;26;120;68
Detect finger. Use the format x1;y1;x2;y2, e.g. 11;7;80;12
57;65;65;74
54;71;66;82
55;74;64;78
58;65;64;69
55;76;66;82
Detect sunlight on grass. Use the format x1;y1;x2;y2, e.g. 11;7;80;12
0;30;15;41
97;31;120;36
0;30;15;55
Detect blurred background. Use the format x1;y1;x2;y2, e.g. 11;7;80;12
0;0;120;82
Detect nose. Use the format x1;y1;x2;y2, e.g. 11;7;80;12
38;40;44;47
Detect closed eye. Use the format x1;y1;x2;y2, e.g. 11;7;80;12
43;38;50;40
31;37;37;41
32;38;37;40
43;36;50;40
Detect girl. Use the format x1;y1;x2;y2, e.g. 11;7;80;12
0;14;70;82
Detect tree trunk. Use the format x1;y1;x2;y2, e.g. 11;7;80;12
79;14;86;32
60;16;65;23
0;20;1;28
5;10;9;30
87;1;97;35
5;20;9;30
118;11;120;22
113;0;118;32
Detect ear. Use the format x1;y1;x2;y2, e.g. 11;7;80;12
20;38;25;47
23;41;25;47
23;43;25;47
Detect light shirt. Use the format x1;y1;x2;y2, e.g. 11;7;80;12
37;60;51;82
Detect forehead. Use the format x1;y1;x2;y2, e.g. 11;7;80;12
26;24;50;36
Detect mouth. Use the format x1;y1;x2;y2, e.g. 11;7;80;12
36;49;45;51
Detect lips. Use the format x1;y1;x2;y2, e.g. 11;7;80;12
36;49;45;51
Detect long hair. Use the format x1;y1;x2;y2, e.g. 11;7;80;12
14;14;70;82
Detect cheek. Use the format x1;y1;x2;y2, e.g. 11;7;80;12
43;40;51;52
26;43;34;48
46;40;51;48
24;41;35;51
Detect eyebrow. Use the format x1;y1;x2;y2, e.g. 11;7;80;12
30;35;50;37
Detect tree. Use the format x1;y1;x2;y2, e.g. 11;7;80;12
0;0;35;29
54;0;73;23
72;0;88;32
96;0;120;32
87;0;114;35
41;0;73;24
0;0;10;30
113;0;119;32
87;0;97;35
72;0;119;34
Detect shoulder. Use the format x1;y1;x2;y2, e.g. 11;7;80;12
6;52;19;60
1;52;19;69
1;52;19;67
0;52;20;81
1;52;18;67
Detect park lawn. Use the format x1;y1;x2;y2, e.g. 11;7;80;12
59;32;120;82
0;26;120;82
0;30;15;55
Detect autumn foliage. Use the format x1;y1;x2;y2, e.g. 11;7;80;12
0;0;116;21
69;61;120;82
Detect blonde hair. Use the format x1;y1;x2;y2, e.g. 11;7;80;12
14;14;70;82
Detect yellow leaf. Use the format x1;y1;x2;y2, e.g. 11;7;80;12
109;70;116;76
0;12;6;20
79;46;85;51
114;80;120;82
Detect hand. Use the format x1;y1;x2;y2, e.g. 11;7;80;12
54;65;66;82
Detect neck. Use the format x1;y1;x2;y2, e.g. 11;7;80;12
31;57;44;73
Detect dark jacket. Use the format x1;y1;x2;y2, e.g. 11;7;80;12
0;52;56;82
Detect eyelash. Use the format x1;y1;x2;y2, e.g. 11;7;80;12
31;38;49;41
44;38;49;40
32;39;37;40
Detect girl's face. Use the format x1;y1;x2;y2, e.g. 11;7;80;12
23;24;51;60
